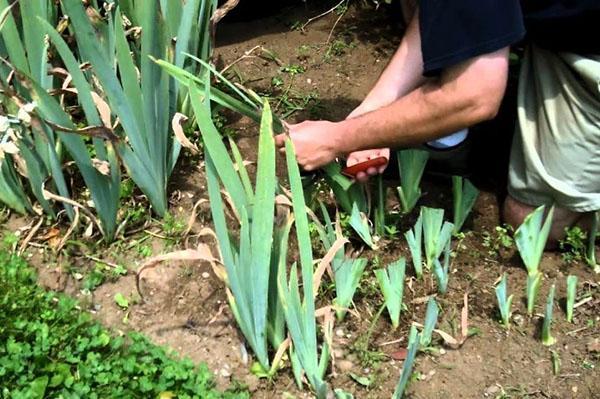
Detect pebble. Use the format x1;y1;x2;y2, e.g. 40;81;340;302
586;338;600;353
201;272;210;279
512;314;525;327
333;349;345;358
220;368;231;378
484;385;501;397
306;78;312;84
337;360;354;372
335;328;345;338
243;374;260;392
572;386;578;394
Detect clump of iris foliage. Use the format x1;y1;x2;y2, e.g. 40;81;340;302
0;249;247;399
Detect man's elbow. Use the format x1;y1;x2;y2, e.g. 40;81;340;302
471;93;502;122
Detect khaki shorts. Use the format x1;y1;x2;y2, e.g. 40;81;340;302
508;45;600;212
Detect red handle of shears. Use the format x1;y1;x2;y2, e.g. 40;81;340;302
342;156;388;177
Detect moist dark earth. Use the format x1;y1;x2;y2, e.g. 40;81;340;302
4;2;599;398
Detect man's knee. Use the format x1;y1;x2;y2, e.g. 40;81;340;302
502;195;591;249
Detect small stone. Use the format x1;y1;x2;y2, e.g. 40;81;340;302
586;339;600;353
335;329;345;338
484;385;501;397
337;360;354;372
220;369;231;378
333;349;345;358
390;349;408;361
572;386;578;394
243;374;260;392
512;314;525;327
346;354;358;363
202;272;210;279
439;348;447;355
306;78;312;84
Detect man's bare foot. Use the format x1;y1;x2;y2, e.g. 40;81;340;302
502;195;593;249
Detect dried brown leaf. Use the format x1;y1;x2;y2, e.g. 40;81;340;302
313;237;348;296
172;113;199;154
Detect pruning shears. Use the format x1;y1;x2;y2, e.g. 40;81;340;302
341;156;388;178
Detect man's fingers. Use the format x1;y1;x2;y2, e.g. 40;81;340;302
274;134;286;148
378;164;388;174
366;167;378;176
356;171;369;183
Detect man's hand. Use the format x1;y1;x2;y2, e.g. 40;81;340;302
345;103;391;183
275;120;342;172
346;148;390;183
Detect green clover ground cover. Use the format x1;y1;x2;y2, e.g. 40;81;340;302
0;250;248;399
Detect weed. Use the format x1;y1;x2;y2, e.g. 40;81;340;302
271;76;284;89
297;44;312;60
2;231;19;252
81;261;127;292
82;264;106;291
0;251;246;398
351;335;386;369
338;211;353;237
281;64;305;76
212;109;237;139
325;39;355;60
289;20;302;31
137;244;153;258
384;224;400;238
161;212;186;239
483;225;514;256
559;226;587;263
123;204;147;226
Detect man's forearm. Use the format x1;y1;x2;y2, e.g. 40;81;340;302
358;10;426;109
335;48;510;153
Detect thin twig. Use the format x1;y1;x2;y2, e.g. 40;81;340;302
566;326;589;336
220;45;261;75
573;297;593;309
326;2;348;44
84;254;120;269
378;337;405;347
56;207;80;252
558;374;581;379
42;189;104;238
300;0;346;31
18;217;44;255
143;229;169;240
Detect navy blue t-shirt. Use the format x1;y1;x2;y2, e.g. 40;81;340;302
420;0;600;75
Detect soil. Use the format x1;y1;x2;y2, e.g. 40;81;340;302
3;2;599;399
